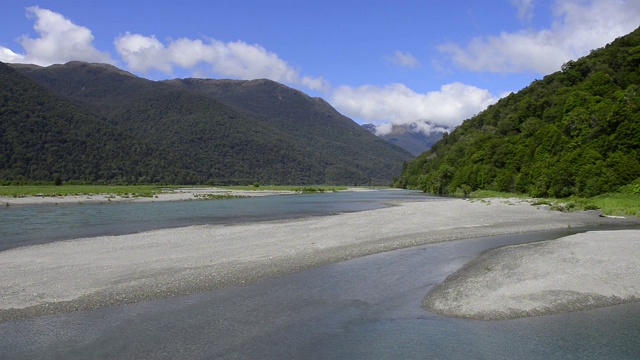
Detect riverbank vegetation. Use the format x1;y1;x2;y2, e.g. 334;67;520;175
467;189;640;218
0;185;170;198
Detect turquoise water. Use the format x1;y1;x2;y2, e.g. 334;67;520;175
0;190;436;251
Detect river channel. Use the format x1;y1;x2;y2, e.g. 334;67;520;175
1;191;639;359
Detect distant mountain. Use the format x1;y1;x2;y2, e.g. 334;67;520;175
5;61;413;185
396;26;640;197
362;123;442;156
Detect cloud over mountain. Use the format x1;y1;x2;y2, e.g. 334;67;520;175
0;7;113;66
331;82;499;135
1;2;636;140
114;33;330;92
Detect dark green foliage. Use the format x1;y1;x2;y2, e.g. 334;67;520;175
395;26;640;197
165;78;412;184
3;62;413;185
0;62;185;184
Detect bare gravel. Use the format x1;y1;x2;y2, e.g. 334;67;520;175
0;197;634;322
423;229;640;320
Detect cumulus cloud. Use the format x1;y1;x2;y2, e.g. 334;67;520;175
331;82;498;135
440;0;640;74
113;33;170;73
114;32;330;92
388;50;421;68
0;7;113;66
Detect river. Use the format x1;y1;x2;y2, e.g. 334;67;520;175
1;191;639;359
0;190;435;251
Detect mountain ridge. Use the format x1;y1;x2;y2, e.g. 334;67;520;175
4;61;413;185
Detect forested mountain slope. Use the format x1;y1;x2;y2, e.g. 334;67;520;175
395;26;640;197
7;62;413;185
0;62;186;183
164;78;413;182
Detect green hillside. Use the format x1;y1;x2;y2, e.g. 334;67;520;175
6;62;413;185
395;26;640;197
164;78;414;184
0;62;187;184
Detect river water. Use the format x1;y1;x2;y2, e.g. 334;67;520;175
0;190;435;251
1;191;639;359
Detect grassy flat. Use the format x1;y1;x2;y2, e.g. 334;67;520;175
469;190;640;218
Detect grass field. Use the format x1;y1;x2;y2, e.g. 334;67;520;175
0;185;173;198
586;194;640;217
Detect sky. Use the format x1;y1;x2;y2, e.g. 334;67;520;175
2;0;639;135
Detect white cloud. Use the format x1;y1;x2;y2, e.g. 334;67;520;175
388;50;421;68
0;6;501;139
330;82;498;134
0;7;113;66
511;0;535;22
440;0;640;74
0;47;25;62
374;121;447;137
113;33;170;72
115;33;330;92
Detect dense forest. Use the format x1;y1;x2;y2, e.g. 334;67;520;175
0;62;189;184
395;26;640;198
165;77;413;183
1;62;413;185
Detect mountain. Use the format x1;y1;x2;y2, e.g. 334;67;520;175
0;62;188;184
5;61;413;185
362;123;443;156
395;26;640;197
163;77;413;183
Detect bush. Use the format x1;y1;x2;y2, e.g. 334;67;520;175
458;184;472;197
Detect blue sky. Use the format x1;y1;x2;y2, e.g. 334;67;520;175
2;0;639;135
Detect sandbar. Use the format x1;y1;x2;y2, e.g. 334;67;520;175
423;229;640;320
0;187;297;206
0;197;637;322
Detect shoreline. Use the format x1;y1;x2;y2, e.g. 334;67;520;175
1;197;638;322
0;187;299;206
